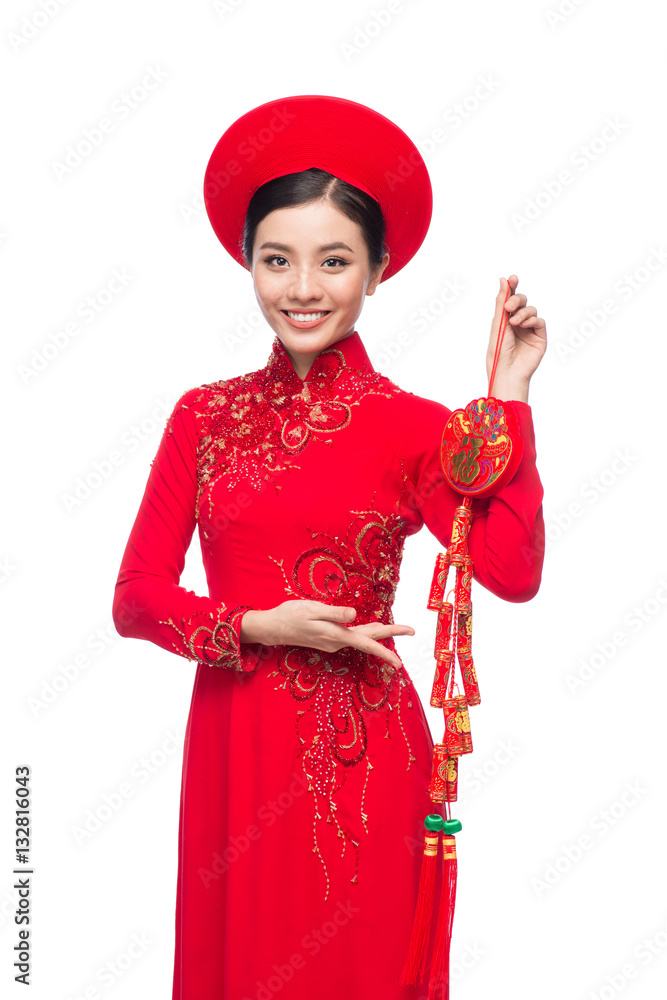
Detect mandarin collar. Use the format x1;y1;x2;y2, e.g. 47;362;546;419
264;329;375;388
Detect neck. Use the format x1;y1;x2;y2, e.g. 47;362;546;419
282;330;356;382
284;349;315;382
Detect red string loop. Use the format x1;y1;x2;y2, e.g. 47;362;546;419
488;278;512;397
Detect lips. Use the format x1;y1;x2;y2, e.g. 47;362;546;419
281;310;331;330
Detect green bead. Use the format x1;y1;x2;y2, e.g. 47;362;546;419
443;818;462;834
424;814;444;832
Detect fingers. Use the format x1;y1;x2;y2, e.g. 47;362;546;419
493;279;511;334
285;602;413;670
348;623;415;639
498;274;519;298
500;275;542;327
507;305;537;327
314;604;357;623
506;295;528;312
495;276;521;328
346;622;415;669
347;633;402;669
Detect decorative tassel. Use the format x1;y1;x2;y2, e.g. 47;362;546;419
426;825;460;1000
402;278;524;995
400;815;444;983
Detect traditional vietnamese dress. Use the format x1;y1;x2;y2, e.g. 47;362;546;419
112;328;545;999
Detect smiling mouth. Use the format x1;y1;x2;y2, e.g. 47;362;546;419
282;310;331;322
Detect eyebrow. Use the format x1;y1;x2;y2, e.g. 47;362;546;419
258;241;355;253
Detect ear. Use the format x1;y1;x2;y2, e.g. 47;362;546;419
366;252;391;295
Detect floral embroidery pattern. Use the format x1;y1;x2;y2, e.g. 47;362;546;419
158;605;253;671
267;494;417;898
162;332;420;896
169;335;402;525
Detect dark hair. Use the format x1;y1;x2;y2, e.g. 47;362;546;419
242;167;387;271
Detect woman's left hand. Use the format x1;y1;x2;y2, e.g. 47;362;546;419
486;274;548;402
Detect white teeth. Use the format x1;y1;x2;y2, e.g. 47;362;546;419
286;311;328;322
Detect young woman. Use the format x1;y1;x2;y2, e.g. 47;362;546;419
113;95;547;1000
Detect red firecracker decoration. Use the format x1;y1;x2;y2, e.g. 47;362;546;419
401;278;524;999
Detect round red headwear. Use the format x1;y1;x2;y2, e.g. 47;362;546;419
203;94;432;282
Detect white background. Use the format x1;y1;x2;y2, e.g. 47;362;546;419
2;1;666;998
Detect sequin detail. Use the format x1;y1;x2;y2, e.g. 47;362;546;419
268;494;417;898
168;334;403;527
158;605;253;671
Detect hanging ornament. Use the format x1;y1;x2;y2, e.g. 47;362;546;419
401;279;524;999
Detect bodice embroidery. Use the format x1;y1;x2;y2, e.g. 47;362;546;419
168;331;403;527
162;332;421;896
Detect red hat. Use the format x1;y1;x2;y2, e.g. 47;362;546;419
203;94;432;283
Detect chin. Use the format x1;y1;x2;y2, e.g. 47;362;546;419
283;329;336;346
277;313;356;348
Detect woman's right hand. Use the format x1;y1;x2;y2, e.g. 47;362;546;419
239;600;414;670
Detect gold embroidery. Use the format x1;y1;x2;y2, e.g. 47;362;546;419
163;334;422;895
267;491;417;898
175;336;403;530
158;605;252;671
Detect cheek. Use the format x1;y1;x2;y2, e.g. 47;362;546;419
336;273;367;307
253;275;279;307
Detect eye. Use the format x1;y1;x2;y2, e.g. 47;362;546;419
322;257;350;268
263;255;289;267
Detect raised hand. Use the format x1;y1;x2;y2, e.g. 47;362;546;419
486;274;548;402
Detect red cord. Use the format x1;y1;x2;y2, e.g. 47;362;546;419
488;278;512;398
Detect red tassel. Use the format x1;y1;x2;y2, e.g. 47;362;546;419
426;833;458;1000
400;818;441;984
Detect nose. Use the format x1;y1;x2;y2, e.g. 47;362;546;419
286;264;325;306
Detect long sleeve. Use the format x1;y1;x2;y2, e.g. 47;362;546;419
112;390;264;672
406;397;545;603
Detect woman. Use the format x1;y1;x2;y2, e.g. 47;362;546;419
113;95;546;999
